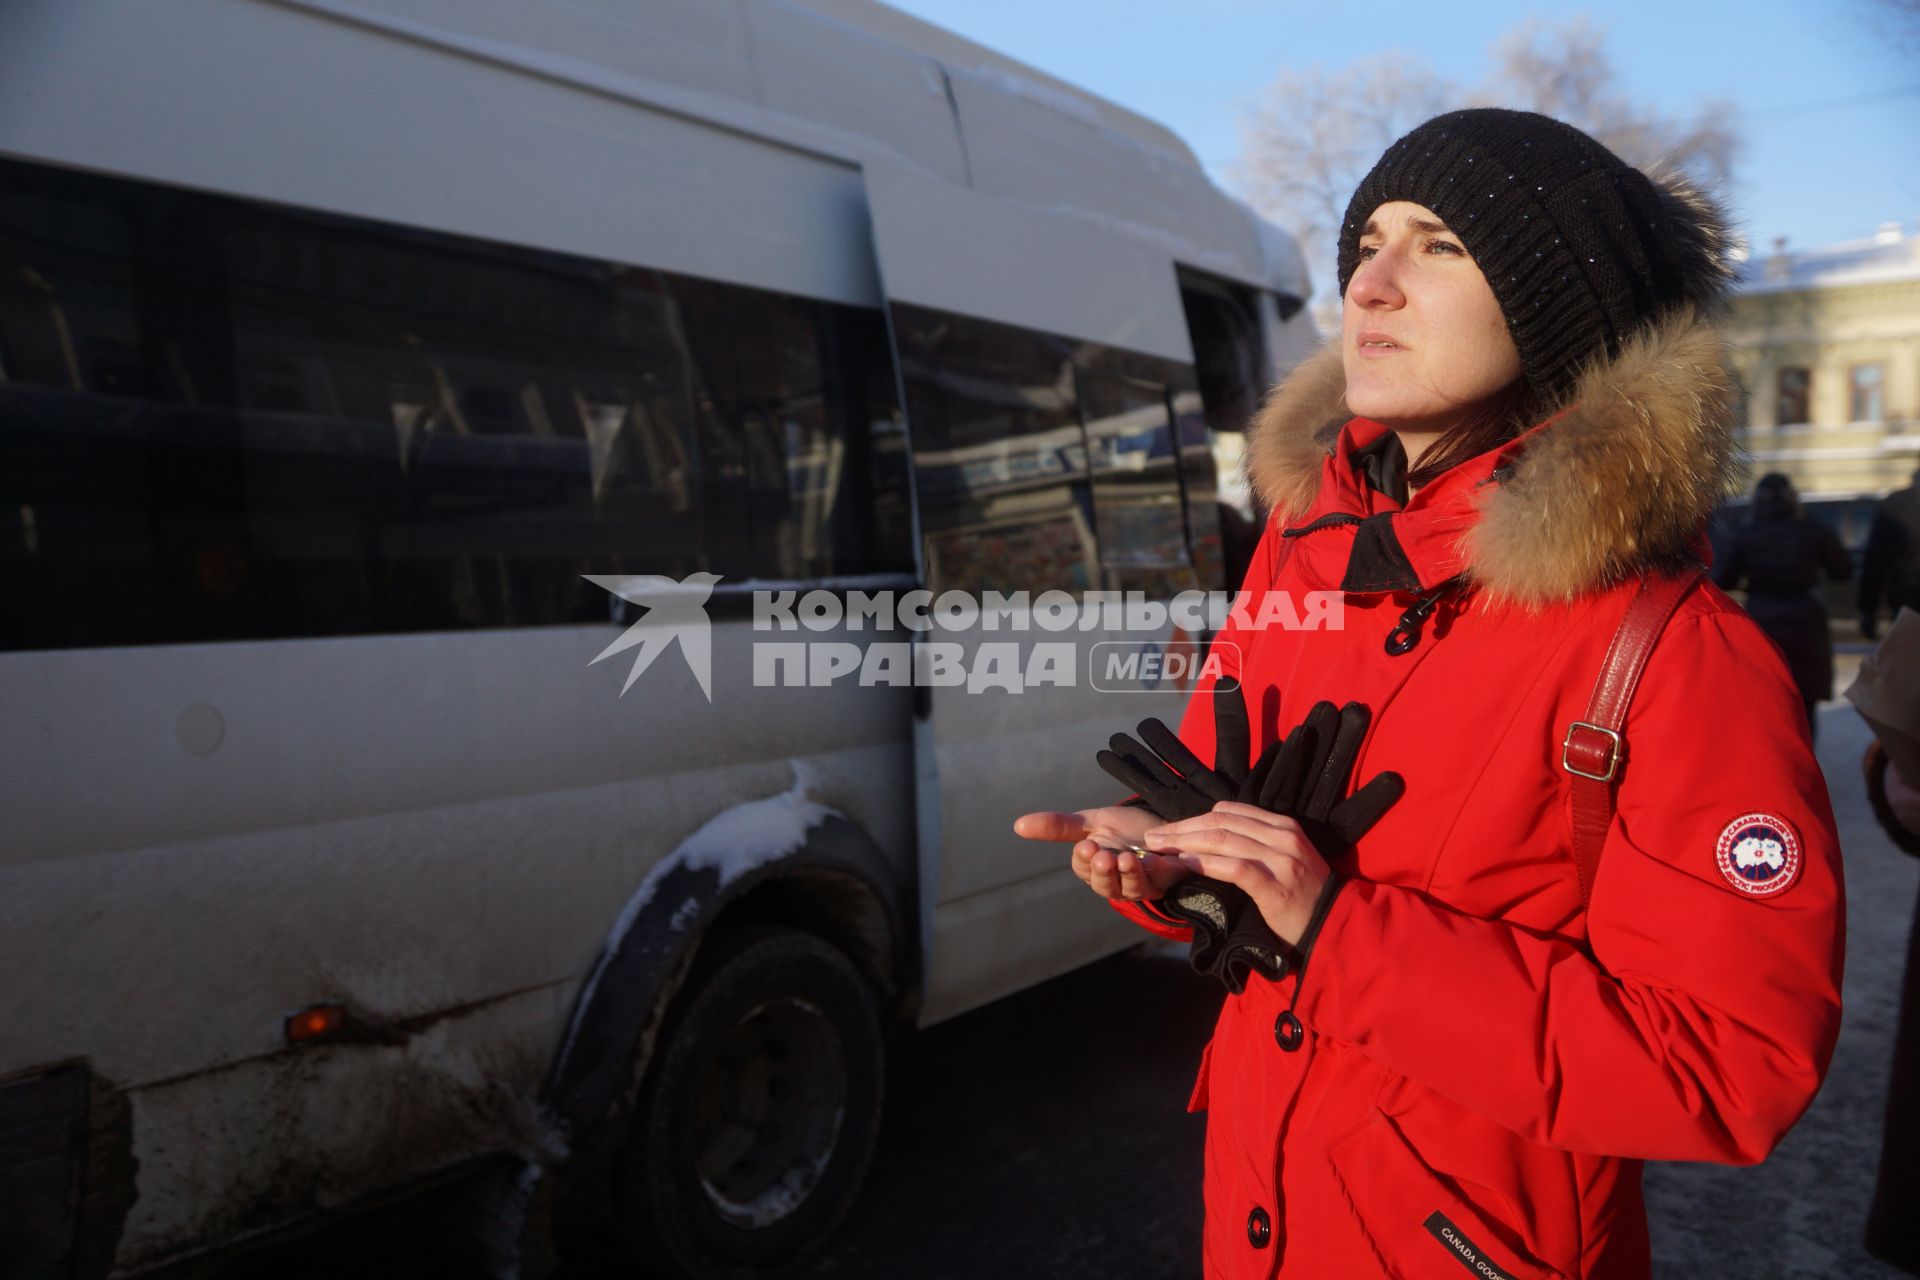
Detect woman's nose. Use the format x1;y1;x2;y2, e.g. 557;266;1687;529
1347;251;1405;309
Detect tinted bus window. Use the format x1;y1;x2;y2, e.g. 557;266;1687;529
0;158;909;650
1177;269;1265;443
1078;340;1217;594
1175;269;1261;590
680;281;910;583
893;304;1098;596
894;302;1213;598
1170;383;1227;592
1078;369;1196;599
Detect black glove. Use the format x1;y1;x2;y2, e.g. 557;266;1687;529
1098;691;1402;993
1255;700;1404;861
1161;700;1401;991
1096;675;1261;822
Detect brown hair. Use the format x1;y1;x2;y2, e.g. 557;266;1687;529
1404;379;1544;491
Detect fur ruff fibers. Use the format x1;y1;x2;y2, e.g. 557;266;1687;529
1244;309;1740;607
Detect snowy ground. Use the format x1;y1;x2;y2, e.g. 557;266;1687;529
1643;689;1917;1278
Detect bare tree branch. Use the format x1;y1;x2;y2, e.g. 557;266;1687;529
1232;18;1743;306
1860;0;1920;54
1231;53;1450;299
1477;17;1740;194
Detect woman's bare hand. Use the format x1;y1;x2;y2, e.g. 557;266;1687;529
1142;801;1331;941
1013;805;1191;901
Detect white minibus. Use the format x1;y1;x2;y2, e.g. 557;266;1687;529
0;1;1314;1274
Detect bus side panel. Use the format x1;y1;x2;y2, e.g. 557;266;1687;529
0;0;881;309
116;985;569;1274
0;624;914;1271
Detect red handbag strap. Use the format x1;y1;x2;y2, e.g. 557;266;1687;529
1562;569;1703;907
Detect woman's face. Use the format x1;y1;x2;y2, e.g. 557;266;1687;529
1341;201;1523;439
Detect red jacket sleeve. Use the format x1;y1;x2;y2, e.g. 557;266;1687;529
1107;513;1285;939
1296;610;1845;1163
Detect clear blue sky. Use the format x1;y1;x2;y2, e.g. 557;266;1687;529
884;0;1919;259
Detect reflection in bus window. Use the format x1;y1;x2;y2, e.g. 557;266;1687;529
667;278;908;585
1070;344;1213;595
0;158;909;650
1079;369;1195;599
1169;384;1227;591
894;303;1098;596
894;302;1218;599
1176;268;1264;590
736;292;888;582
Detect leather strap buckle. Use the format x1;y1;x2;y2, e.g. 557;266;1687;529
1562;721;1624;783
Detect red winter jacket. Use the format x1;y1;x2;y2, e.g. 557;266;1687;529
1115;314;1845;1279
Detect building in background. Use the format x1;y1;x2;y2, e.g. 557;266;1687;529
1726;222;1920;508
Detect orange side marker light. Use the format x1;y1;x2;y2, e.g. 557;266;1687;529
286;1003;346;1045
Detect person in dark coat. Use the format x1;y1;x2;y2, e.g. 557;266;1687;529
1862;738;1920;1274
1861;468;1920;640
1713;472;1852;739
1214;499;1262;596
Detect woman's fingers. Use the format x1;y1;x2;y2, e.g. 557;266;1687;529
1072;838;1111;891
1145;821;1295;868
1151;801;1304;836
1076;840;1140;898
1115;848;1195;899
1083;804;1163;847
1014;810;1092;842
1145;813;1309;859
1165;847;1278;888
1070;839;1190;900
1143;851;1195;896
1020;805;1163;846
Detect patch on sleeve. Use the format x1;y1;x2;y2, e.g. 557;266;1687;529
1714;812;1802;898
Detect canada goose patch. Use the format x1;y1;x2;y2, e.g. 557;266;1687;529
1715;812;1802;898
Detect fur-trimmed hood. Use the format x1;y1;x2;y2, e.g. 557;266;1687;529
1245;309;1741;606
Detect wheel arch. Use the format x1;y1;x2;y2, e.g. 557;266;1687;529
539;785;915;1150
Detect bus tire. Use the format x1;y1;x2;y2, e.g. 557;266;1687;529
615;924;884;1278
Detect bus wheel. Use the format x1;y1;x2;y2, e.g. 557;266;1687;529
616;925;884;1277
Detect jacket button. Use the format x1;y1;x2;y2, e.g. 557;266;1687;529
1274;1011;1303;1052
1247;1205;1272;1249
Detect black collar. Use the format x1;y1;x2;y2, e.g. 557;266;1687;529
1351;430;1409;505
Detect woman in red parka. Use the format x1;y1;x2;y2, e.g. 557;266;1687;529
1016;109;1845;1279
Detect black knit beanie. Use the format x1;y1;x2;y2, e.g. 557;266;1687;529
1335;108;1732;401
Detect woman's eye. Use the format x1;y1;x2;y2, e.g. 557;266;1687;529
1355;240;1463;261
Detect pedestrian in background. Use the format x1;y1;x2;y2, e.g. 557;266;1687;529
1861;467;1920;640
1712;472;1851;740
1016;108;1844;1279
1862;738;1920;1275
1849;618;1920;1275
